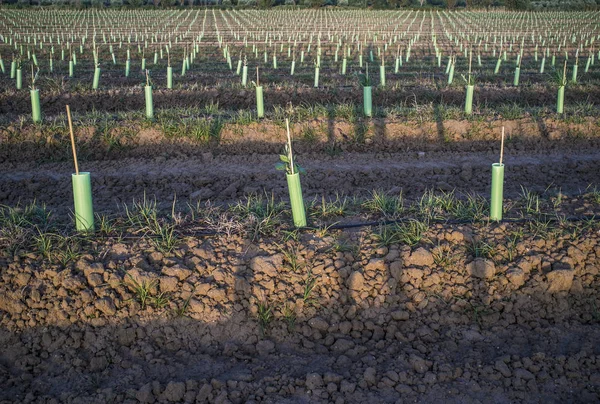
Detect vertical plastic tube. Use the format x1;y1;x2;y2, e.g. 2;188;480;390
394;57;399;73
448;63;455;84
141;58;146;71
236;59;242;75
513;67;520;86
256;85;264;118
31;89;41;123
93;67;100;89
167;66;173;89
540;57;545;74
490;163;504;221
125;59;130;77
557;86;565;114
242;65;247;87
144;85;154;119
314;67;319;88
72;172;94;232
10;60;16;79
16;69;22;89
379;65;385;87
286;172;306;228
465;85;474;115
363;86;372;117
572;64;578;83
494;58;501;74
342;58;347;75
290;60;295;76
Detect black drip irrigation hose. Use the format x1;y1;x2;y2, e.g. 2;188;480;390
101;214;599;241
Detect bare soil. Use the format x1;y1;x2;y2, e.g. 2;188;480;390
1;218;599;403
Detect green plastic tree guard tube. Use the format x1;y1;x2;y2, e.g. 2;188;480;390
290;60;295;76
30;89;41;123
394;57;399;73
363;86;372;117
69;60;74;77
167;66;173;89
16;69;22;89
342;58;347;75
145;85;154;119
93;67;100;90
465;85;474;115
540;57;545;74
236;59;242;75
0;59;4;74
10;60;15;78
141;58;146;71
379;65;385;87
490;163;504;221
447;63;455;84
494;58;501;74
572;64;578;83
557;86;565;114
513;67;520;86
242;65;248;87
125;59;130;77
286;172;306;228
256;85;264;118
314;67;319;88
72;172;94;232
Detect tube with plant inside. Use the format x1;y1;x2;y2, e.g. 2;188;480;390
30;64;41;123
276;119;306;228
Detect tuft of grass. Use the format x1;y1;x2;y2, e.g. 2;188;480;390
282;302;296;332
233;193;285;240
277;243;303;272
303;270;317;305
175;294;193;317
374;219;429;247
466;239;495;259
363;190;404;218
257;300;274;334
313;194;352;218
34;230;54;260
126;275;157;310
452;194;487;221
152;292;170;309
432;243;457;269
520;186;541;215
232;109;256;125
528;214;557;240
125;195;178;253
396;219;430;246
301;126;318;143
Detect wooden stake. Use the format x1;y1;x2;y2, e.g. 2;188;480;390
66;105;79;175
500;126;505;166
286;118;294;175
